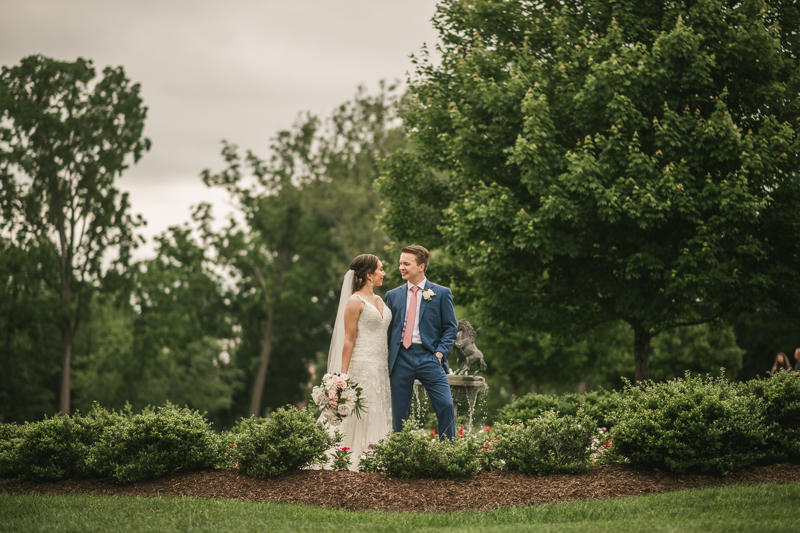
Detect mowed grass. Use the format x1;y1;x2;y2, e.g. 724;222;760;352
1;482;799;533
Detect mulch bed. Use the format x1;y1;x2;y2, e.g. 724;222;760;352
2;464;800;512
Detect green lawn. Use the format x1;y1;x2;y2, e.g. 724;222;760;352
1;482;799;533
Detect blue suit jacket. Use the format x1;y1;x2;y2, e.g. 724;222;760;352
385;280;458;375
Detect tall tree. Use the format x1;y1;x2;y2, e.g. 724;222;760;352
200;86;402;417
0;235;61;422
72;224;242;425
0;55;150;412
378;0;800;381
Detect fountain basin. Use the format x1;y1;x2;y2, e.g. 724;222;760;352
413;374;488;427
446;374;488;403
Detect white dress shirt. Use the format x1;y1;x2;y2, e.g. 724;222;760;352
404;278;426;345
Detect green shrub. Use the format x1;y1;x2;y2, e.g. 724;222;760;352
745;372;800;462
357;442;380;473
610;373;769;475
495;389;619;429
580;389;623;430
14;404;122;481
367;421;481;478
495;393;583;423
0;423;22;477
493;409;597;475
87;404;219;483
235;407;336;478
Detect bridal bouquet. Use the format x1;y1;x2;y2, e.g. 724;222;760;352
311;373;367;426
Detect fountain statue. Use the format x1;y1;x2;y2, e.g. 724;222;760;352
453;319;487;375
414;319;488;430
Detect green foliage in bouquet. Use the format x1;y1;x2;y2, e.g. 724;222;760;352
87;403;219;483
495;389;620;429
235;407;337;478
611;373;769;475
368;421;481;478
745;372;800;463
0;423;22;477
493;409;597;475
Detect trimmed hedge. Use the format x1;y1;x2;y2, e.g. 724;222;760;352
363;421;481;478
493;409;598;475
13;404;122;481
610;373;769;475
495;389;620;429
744;371;800;463
234;407;336;478
87;404;221;483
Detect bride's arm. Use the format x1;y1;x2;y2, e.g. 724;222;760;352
340;297;364;374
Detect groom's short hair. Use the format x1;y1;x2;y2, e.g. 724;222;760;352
401;245;429;272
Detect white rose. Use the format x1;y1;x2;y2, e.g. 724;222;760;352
326;380;339;393
337;403;352;417
311;388;326;405
328;417;341;427
342;389;357;402
322;373;332;382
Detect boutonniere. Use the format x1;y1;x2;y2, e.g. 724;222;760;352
422;288;436;301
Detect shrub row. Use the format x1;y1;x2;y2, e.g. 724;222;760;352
0;403;335;483
3;372;797;481
358;409;606;478
499;371;800;476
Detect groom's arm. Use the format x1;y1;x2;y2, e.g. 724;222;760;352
434;288;458;357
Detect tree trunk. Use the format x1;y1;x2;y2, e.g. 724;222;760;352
509;374;519;400
58;237;73;415
633;324;653;383
249;303;275;417
529;366;539;395
59;327;73;414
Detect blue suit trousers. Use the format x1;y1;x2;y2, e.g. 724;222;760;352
390;344;455;439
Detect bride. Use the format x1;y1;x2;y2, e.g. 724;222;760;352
324;254;393;469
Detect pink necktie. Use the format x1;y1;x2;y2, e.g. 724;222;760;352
403;286;420;349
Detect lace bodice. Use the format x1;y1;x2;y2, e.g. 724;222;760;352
338;294;392;469
349;295;391;371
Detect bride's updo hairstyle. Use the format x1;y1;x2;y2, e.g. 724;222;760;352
349;254;380;292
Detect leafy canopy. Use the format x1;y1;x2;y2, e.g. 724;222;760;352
378;0;800;380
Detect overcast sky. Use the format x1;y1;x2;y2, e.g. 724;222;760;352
0;0;440;259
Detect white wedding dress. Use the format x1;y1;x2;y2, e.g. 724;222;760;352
336;294;393;469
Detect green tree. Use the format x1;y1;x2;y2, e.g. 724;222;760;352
0;55;150;412
200;86;402;417
0;236;61;422
71;224;242;425
378;0;800;381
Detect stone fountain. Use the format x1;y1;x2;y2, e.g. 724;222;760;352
414;319;488;430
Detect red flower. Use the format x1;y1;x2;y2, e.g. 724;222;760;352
430;430;436;435
342;447;350;451
486;426;491;432
492;438;499;441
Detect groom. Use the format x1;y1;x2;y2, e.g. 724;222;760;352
385;245;457;439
